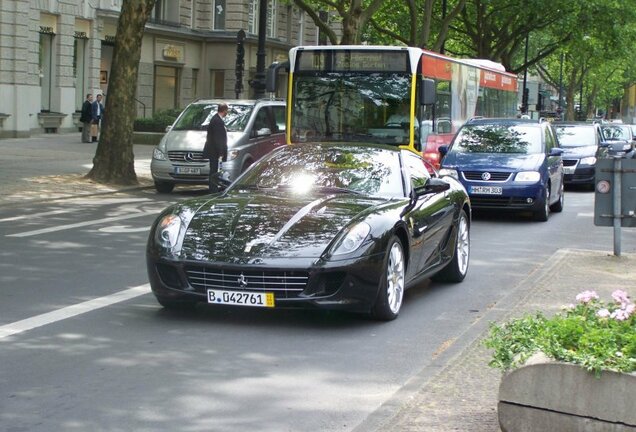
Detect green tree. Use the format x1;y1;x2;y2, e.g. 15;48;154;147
87;0;157;185
293;0;386;44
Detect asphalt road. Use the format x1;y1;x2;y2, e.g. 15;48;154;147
1;186;634;432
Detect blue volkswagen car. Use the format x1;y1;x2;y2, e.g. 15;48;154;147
439;118;564;221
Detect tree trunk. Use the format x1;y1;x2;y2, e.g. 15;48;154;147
86;0;156;185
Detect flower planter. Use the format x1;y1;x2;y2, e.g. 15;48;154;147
498;353;636;431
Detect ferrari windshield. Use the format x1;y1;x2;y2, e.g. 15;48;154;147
234;145;405;198
451;124;542;154
171;103;252;132
290;73;412;146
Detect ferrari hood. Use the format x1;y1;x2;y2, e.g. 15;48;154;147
180;192;383;262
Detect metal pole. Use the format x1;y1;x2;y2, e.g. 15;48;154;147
252;0;268;99
558;52;564;117
522;33;529;114
440;0;447;54
613;157;622;256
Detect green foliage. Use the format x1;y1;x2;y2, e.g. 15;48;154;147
134;109;181;132
484;291;636;376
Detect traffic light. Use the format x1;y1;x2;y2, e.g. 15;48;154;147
522;87;529;113
536;93;543;111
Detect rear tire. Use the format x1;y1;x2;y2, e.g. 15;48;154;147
154;181;175;193
371;236;405;321
432;209;470;283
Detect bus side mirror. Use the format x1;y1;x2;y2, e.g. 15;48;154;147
419;78;436;106
266;61;289;93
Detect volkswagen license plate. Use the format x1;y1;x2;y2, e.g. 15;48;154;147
471;186;502;195
563;167;575;175
207;289;275;308
175;166;201;175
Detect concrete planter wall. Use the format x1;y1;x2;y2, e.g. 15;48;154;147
498;353;636;431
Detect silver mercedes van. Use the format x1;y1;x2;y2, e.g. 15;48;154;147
150;99;286;193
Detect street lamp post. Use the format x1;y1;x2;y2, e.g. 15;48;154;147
521;33;529;114
251;0;268;99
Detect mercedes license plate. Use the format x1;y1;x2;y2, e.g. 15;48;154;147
207;289;275;308
175;166;201;175
471;186;502;195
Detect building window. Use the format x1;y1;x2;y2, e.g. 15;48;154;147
213;0;225;30
192;68;199;99
267;0;277;38
152;0;180;25
73;34;88;111
154;66;180;113
39;30;55;112
210;70;225;98
248;0;258;35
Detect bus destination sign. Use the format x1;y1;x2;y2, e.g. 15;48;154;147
297;50;409;73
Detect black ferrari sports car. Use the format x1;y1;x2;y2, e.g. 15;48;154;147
147;143;471;320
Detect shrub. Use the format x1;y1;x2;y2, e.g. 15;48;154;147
484;290;636;376
134;108;182;132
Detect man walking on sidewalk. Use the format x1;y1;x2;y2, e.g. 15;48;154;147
79;93;93;143
203;102;228;192
91;94;105;142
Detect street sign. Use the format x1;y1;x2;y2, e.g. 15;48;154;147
594;158;636;256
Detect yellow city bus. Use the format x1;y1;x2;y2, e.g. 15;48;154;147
268;45;518;168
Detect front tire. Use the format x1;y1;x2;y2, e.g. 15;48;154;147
533;186;550;222
154;181;175;193
433;209;470;282
371;236;405;321
550;180;564;213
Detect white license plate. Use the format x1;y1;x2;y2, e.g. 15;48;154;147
207;289;275;308
563;167;575;174
175;166;201;175
471;186;502;195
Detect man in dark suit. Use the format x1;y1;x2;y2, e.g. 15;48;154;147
203;103;229;192
79;93;93;143
91;94;105;142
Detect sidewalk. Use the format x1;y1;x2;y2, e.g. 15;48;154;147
2;132;635;431
0;132;154;206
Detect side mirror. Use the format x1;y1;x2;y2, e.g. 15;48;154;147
415;177;450;196
549;148;564;156
165;125;173;133
419;78;436;106
266;61;289;93
439;145;449;156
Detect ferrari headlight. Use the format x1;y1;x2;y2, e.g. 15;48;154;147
579;157;596;166
156;214;182;250
439;168;458;180
515;171;540;182
333;222;371;255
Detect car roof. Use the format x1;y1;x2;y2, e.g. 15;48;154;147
464;117;545;126
189;98;285;106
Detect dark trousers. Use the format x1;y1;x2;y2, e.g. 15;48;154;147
208;156;220;192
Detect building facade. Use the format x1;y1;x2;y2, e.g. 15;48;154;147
0;0;320;138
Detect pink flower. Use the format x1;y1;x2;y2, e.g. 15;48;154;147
611;309;631;321
575;290;599;304
596;308;611;318
626;303;636;316
612;290;631;305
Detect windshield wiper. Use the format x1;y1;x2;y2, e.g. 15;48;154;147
317;186;363;195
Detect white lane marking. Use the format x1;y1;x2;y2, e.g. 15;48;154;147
6;211;156;237
0;284;151;340
98;225;150;233
0;209;73;223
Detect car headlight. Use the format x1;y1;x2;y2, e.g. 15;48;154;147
579;157;596;166
227;150;239;161
515;171;541;182
153;147;167;161
154;209;194;253
439;168;459;179
333;222;371;255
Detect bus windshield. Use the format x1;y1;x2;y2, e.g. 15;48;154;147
290;72;412;146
